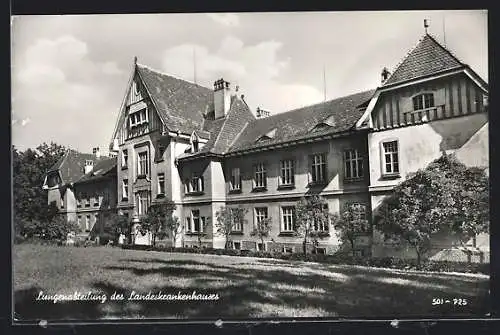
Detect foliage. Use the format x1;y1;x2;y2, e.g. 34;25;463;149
121;244;489;275
295;195;332;255
141;200;176;247
13;142;67;222
43;215;81;241
215;206;248;249
165;215;182;248
101;212;131;244
332;203;371;256
375;153;489;266
250;217;272;251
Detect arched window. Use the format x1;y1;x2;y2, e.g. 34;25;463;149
412;93;435;111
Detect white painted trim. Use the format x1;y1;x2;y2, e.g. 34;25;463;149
355;91;380;129
110;61;136;149
379;68;464;92
464;68;489;93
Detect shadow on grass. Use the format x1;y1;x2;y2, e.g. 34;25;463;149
14;257;490;320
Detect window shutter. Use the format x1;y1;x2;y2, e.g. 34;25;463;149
201;217;205;233
186;217;191;232
198;177;203;191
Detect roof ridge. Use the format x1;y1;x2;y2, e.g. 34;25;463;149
136;63;212;91
425;32;466;66
385;34;427;83
252;89;376;121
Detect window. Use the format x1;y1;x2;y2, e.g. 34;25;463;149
60;195;64;209
281;206;295;232
280;160;295;186
382;140;400;175
138;151;149;177
122;179;129;200
257;243;265;251
77;215;82;228
185;217;191;233
157;173;165;195
233;241;241;250
85;215;91;232
93;193;99;206
255;207;268;225
76;197;82;208
312;204;330;232
232;208;243;232
186;176;204;194
283;246;294;253
85;194;90;207
191;210;202;233
313;247;327;255
344;149;363;180
129;108;148;127
137;191;151;215
192;139;199;153
310;153;327;184
230;167;241;191
122;150;128;168
412;93;435;111
254;163;267;189
350;203;368;222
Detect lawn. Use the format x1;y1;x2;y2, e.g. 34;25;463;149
13;244;490;320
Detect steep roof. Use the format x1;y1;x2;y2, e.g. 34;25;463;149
228;89;375;153
176;95;256;161
47;149;114;185
383;34;465;86
75;157;117;184
136;64;214;136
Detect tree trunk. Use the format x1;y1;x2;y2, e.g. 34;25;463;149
303;237;307;255
261;236;265;252
415;247;421;269
350;239;356;257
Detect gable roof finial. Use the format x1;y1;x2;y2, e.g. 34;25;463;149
133;56;137;64
424;19;429;34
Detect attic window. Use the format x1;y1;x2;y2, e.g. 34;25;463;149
256;128;277;143
312;115;336;132
85;160;94;166
129;108;148;127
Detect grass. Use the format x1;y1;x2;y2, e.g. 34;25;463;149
13;244;490;320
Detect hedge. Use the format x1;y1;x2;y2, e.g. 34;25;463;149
121;244;490;274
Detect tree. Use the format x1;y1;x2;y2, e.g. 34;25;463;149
332;203;371;256
295;195;332;255
250;217;272;251
102;212;131;243
165;215;182;248
375;153;489;266
215;206;248;249
43;215;81;241
141;200;176;247
13;142;67;222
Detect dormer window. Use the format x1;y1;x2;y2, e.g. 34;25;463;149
311;115;336;132
412;93;434;111
256;128;277;143
129;108;148;128
85;160;93;166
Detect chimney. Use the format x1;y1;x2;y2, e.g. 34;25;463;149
84;159;94;174
92;147;101;159
381;67;391;84
256;107;271;119
214;78;232;119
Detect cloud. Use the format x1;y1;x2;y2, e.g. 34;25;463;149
12;35;120;152
101;61;123;75
207;13;240;27
161;36;323;113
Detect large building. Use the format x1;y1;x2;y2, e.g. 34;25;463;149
108;32;489;257
44;148;118;239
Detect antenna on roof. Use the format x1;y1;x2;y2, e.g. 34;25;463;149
424;19;429;34
323;65;327;102
193;47;197;85
442;15;447;47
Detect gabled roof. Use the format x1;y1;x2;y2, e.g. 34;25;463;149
47;149;114;185
228;89;375;154
177;95;256;161
75;157;117;184
136;64;214;136
383;34;465;87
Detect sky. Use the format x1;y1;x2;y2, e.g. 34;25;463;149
11;10;488;154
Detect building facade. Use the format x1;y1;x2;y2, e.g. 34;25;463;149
44;148;118;238
108;32;489;258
